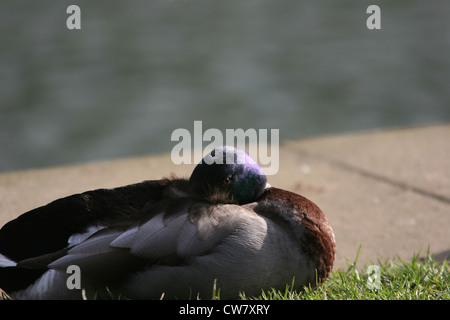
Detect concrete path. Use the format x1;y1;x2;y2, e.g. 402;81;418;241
1;124;449;269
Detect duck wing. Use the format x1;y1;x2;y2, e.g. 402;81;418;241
0;179;171;293
46;199;257;284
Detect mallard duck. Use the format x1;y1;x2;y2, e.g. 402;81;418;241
0;146;335;299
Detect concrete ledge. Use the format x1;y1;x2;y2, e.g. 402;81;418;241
1;124;449;269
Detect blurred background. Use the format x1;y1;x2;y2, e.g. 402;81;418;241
1;0;449;172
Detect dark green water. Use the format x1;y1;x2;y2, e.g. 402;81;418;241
1;0;449;172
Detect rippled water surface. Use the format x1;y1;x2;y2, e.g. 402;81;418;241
1;0;449;172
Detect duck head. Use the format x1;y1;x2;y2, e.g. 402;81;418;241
189;146;267;205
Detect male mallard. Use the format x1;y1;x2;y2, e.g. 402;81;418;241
0;146;335;299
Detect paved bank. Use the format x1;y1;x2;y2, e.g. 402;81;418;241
1;124;449;269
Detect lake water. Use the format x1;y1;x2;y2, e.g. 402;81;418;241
1;0;449;172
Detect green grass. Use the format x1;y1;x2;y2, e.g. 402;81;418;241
243;249;449;300
0;289;12;300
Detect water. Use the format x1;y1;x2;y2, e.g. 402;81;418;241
1;0;449;172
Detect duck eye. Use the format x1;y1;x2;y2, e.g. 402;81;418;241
223;175;234;185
